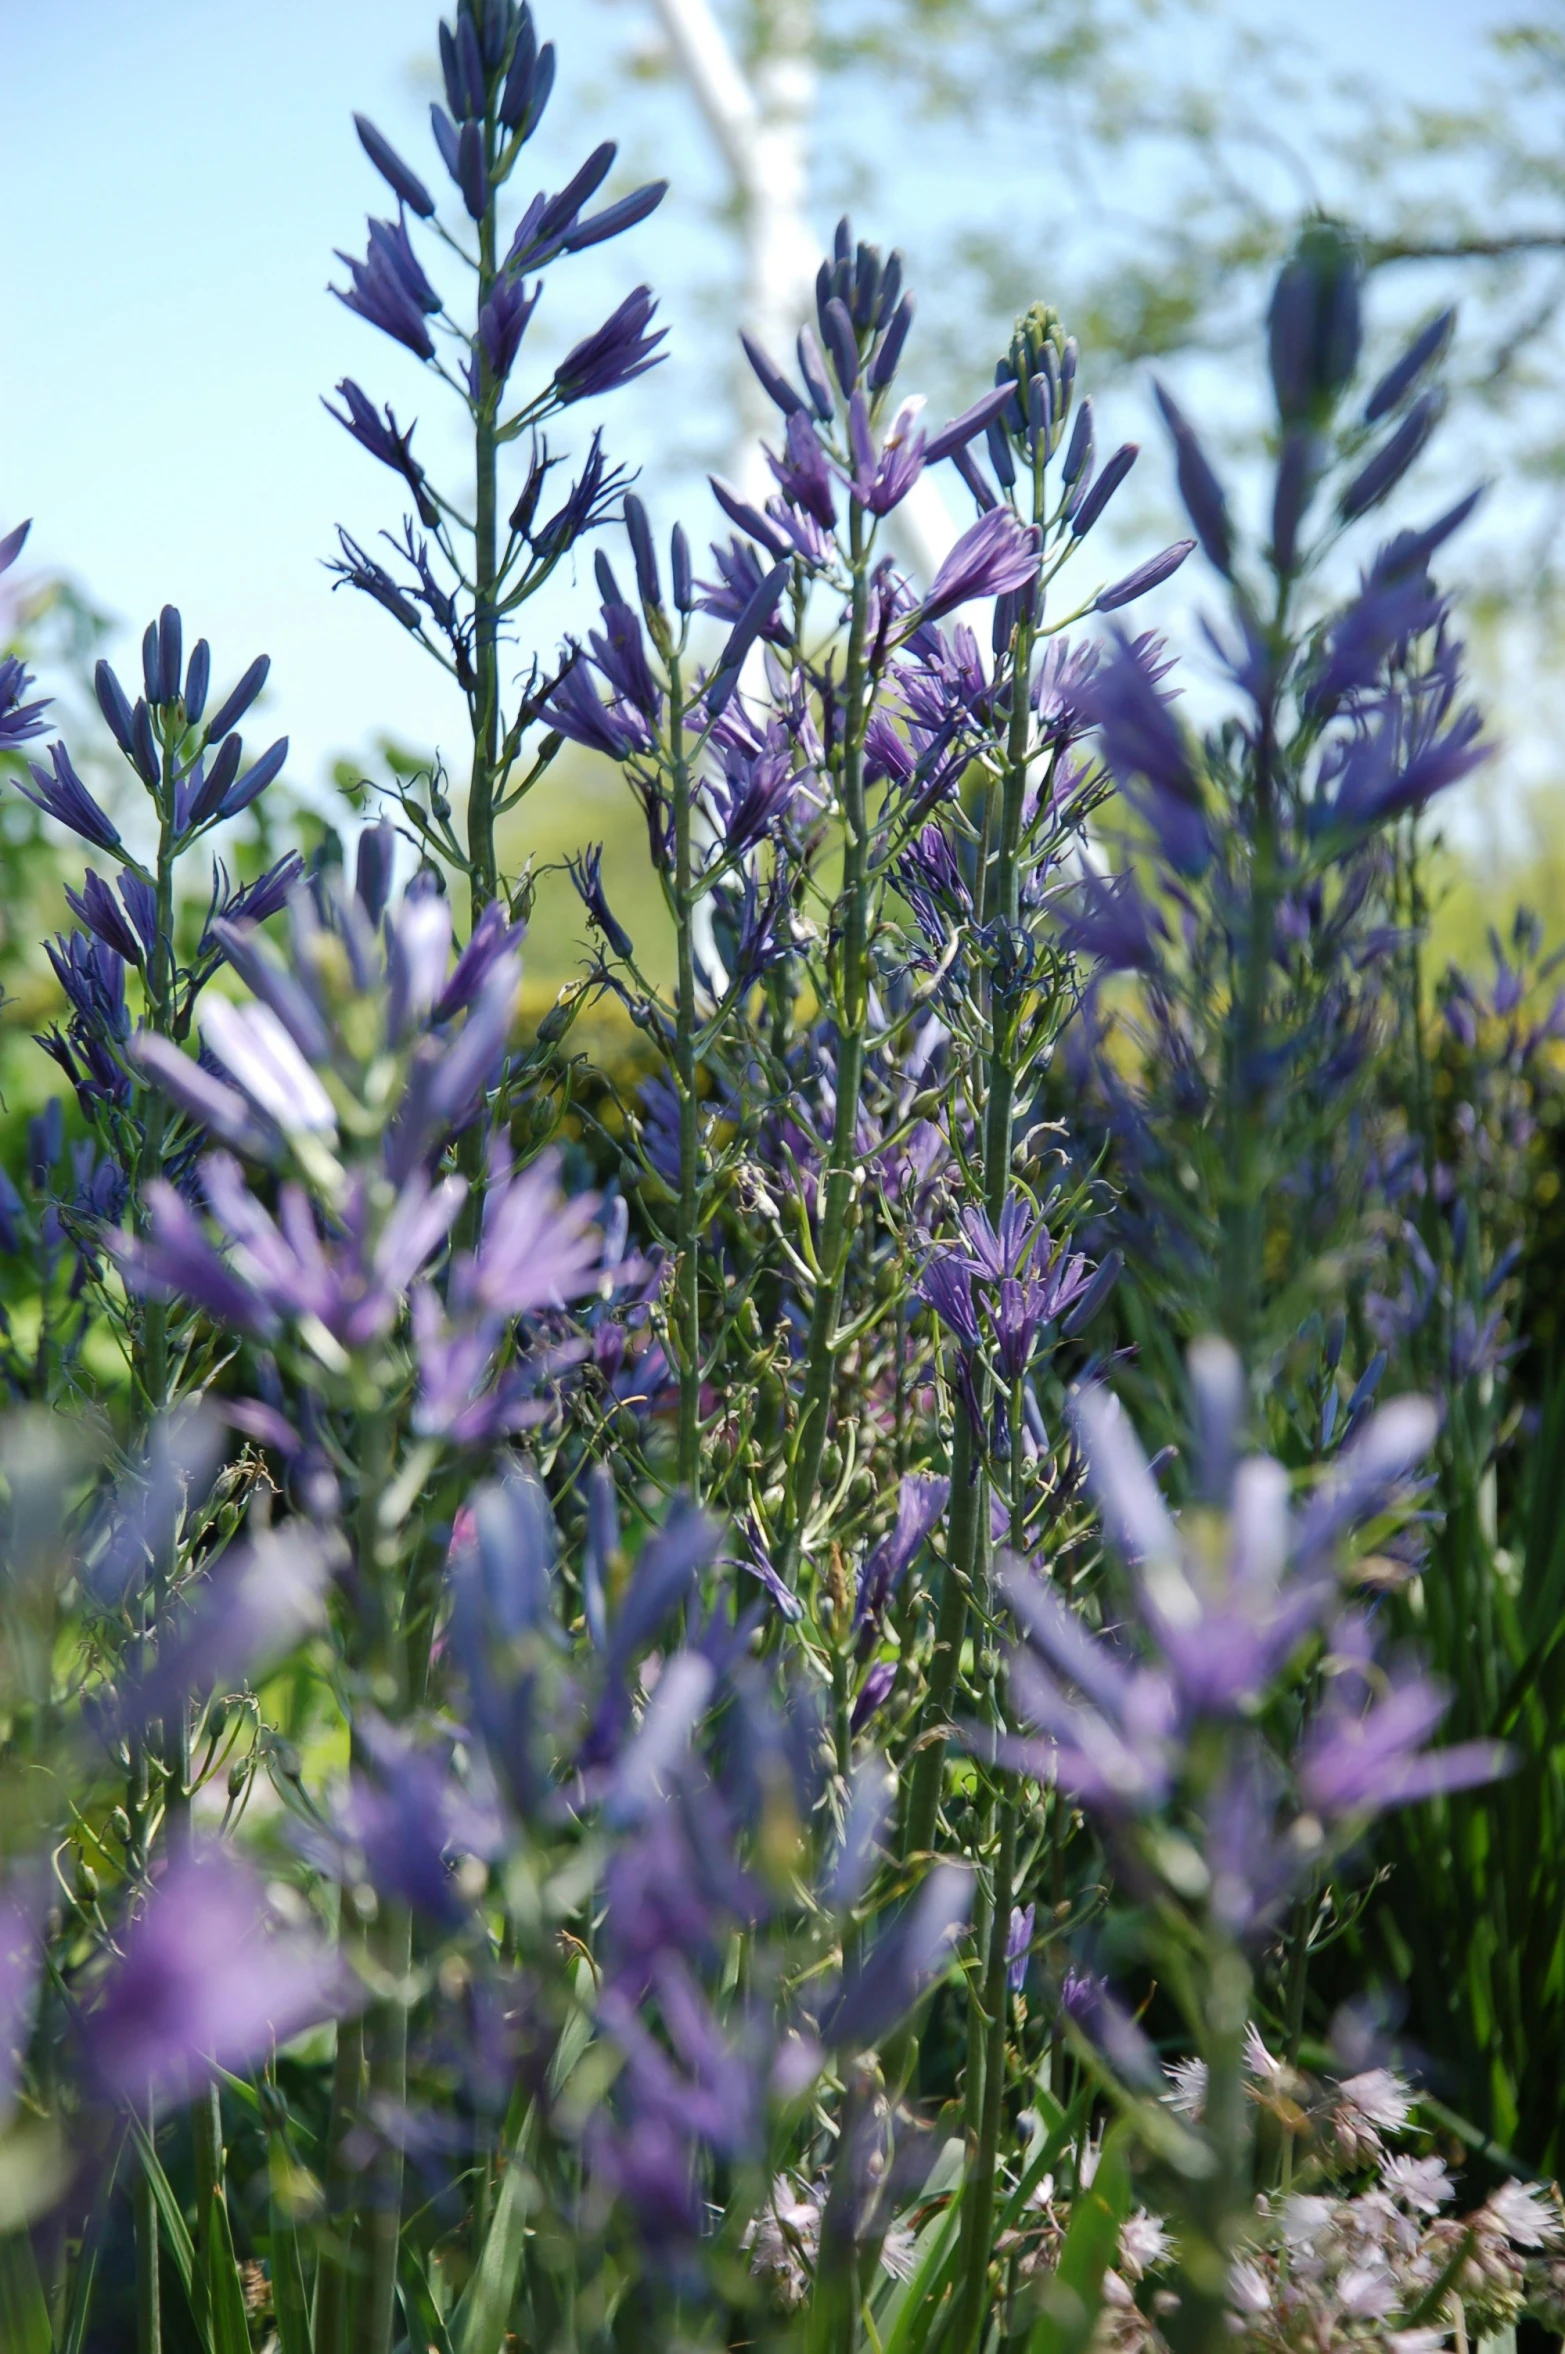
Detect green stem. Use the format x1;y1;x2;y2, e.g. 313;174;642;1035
467;152;501;923
135;2101;161;2354
778;501;874;1583
898;1415;980;1871
951;1794;1016;2354
670;653;702;1498
982;613;1037;1224
354;1900;412;2354
1173;1940;1252;2354
314;2002;366;2354
1216;583;1286;1361
899;606;1036;1874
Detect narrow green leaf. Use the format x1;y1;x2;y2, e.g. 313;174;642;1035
1026;2122;1132;2354
202;2194;252;2354
399;2242;455;2354
57;2127;123;2354
450;2156;534;2354
268;2187;313;2354
879;2195;964;2354
0;2229;54;2354
126;2117;195;2301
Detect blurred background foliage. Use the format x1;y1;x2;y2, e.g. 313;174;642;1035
9;1;1565;1086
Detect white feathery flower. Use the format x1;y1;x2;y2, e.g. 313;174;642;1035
1165;2055;1207;2118
1483;2179;1564;2250
1228;2257;1271;2316
1243;2023;1284;2084
1118;2209;1172;2281
1337;2067;1413;2134
1380;2154;1453;2217
1337;2259;1397;2319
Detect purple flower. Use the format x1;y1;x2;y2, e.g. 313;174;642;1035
708;738;804;856
130;1034;273;1160
434;897;526;1020
705;560;791;716
1365;309;1455;424
1006;1901;1035;1993
569;843;635;959
1153;383;1232;573
333;1718;502;1925
1069;442;1139;539
120;1526;331;1733
1340;390;1443;521
918;1255;979;1347
1071;1375;1330;1718
1081;629;1210;877
1298;1625;1511;1822
87;1848;352;2105
204;652;271;744
768;408;837;532
456;1151;609;1319
1057;870;1165;972
65;869;142;965
0;651;50;750
477;270;540;387
554;286;665;405
820;1862;971;2051
529;427;629;559
1096;540;1195;612
353;111;435;217
333;210;442;361
923;383;1020;466
854;1472;950;1657
919;509;1041;625
0;1872;44;2126
850;1660;896;1734
843;391;926;515
118;1176;276;1335
20;742;121;852
324;378;435;525
542;657;653;760
199;995;338;1139
997;1555;1179;1810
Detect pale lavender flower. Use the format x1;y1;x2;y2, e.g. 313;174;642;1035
919;508;1041;625
121;1526;331;1732
332;1718;503;1926
1006;1901;1035;1993
554;286;665;403
1297;1632;1510;1823
455;1150;609;1318
1081;628;1210;876
820;1862;971;2051
20;743;121;852
0;1872;44;2128
199;996;338;1140
88;1848;352;2103
853;1471;950;1656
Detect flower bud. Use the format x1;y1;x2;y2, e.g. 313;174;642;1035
206;653;271;743
1268;221;1362;424
184;638;211;725
131;699;161;788
1364;307;1455;423
157;606;183;706
821;296;860;396
670;523;693;615
623;493;661;616
95;660;135;757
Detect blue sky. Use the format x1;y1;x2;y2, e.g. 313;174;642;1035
1;0;1518;811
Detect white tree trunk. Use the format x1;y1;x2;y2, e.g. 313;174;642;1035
650;0;956;568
